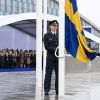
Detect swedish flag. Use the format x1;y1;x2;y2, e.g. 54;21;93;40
65;0;97;62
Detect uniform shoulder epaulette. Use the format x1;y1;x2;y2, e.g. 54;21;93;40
46;32;51;34
44;32;50;36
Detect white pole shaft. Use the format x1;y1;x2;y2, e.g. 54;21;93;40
59;0;65;97
43;0;47;79
36;0;43;88
43;0;47;95
99;44;100;53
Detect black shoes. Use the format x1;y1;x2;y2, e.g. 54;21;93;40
45;91;58;96
56;92;58;96
45;92;49;95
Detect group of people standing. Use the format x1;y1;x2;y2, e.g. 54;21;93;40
0;49;36;69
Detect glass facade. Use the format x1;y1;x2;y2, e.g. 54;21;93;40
47;0;59;16
0;0;37;15
0;0;59;16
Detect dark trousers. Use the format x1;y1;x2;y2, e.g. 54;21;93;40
44;59;58;93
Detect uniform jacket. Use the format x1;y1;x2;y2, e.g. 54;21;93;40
44;32;58;61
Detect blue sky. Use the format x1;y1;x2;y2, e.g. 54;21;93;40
77;0;100;27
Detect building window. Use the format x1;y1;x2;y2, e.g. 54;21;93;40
0;11;3;15
0;0;6;12
56;9;59;16
33;0;36;4
23;0;27;3
47;0;59;16
94;30;98;36
18;2;23;13
18;2;23;8
5;11;10;15
29;4;34;12
0;5;5;11
12;0;18;13
12;7;17;13
51;0;55;8
6;0;11;6
55;3;59;9
27;0;32;4
6;0;11;12
23;3;28;12
17;0;22;1
6;6;11;12
18;8;23;13
0;0;6;5
12;0;17;7
47;7;52;14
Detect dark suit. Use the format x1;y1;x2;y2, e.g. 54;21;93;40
44;32;58;94
0;55;6;69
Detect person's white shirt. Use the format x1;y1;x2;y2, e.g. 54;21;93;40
51;31;56;35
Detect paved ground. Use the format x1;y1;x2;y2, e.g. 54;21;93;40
0;72;36;100
0;71;100;100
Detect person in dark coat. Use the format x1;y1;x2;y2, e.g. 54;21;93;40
8;51;13;69
44;20;59;95
16;52;20;68
31;50;36;68
12;53;17;69
0;52;6;69
33;51;36;67
5;52;9;69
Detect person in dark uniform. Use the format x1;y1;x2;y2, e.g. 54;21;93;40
8;51;13;69
44;20;59;95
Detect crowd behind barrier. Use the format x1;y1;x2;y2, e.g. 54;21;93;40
0;49;36;69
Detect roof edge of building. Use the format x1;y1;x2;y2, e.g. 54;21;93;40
80;14;100;33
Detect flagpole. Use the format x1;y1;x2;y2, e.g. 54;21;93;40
59;0;65;97
36;0;42;92
43;0;47;95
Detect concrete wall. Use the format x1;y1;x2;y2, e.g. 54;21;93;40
0;25;36;50
65;56;100;73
